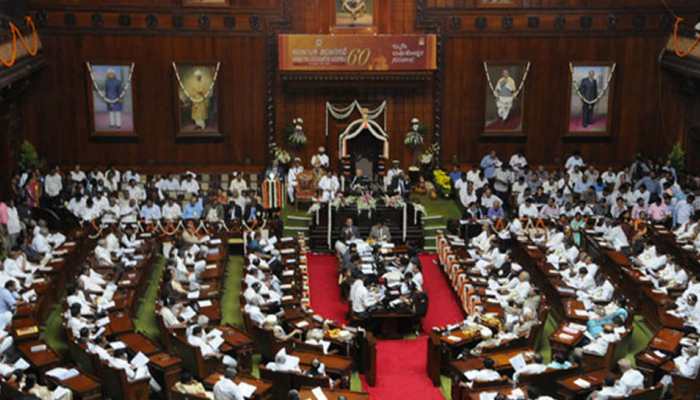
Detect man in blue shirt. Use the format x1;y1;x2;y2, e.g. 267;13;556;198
139;198;162;221
480;150;500;180
634;171;661;199
182;197;203;220
449;165;462;184
0;281;18;326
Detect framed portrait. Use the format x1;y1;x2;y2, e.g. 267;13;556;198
86;63;136;138
182;0;229;7
483;61;530;136
172;62;223;139
331;0;379;33
567;62;616;137
476;0;522;8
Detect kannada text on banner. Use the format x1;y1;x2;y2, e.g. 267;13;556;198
278;34;437;72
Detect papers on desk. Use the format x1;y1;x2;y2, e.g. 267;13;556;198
573;378;591;389
311;387;329;400
282;295;294;302
21;290;36;302
181;307;196;321
198;300;213;308
280;284;292;290
558;333;575;341
562;326;579;336
187;291;200;299
30;344;47;353
509;353;527;372
614;326;626;335
131;352;150;368
210;336;225;350
209;238;222;245
569;323;587;331
283;270;295;277
13;358;29;370
46;367;79;381
653;350;667;358
296;320;309;329
238;381;257;398
574;309;589;317
205;264;217;270
109;341;127;350
446;335;461;343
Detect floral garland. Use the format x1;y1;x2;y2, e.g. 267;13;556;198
569;63;616;106
420;143;440;165
86;62;136;105
356;193;377;215
271;146;291;164
672;17;700;58
172;62;221;104
0;17;40;68
483;62;531;100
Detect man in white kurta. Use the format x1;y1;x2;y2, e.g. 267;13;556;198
318;170;339;202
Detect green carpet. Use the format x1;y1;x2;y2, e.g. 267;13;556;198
618;316;655;366
44;301;68;356
412;194;462;222
133;256;166;340
221;256;244;327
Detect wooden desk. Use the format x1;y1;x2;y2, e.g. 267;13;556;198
12;317;40;341
291;350;353;378
564;300;589;323
203;373;273;400
16;340;61;373
106;312;134;336
649;328;684;354
46;372;102;400
298;388;369;400
557;369;608;399
450;349;534;376
118;332;160;355
149;352;182;400
466;386;528;400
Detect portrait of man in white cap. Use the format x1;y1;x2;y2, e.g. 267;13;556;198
311;146;330;170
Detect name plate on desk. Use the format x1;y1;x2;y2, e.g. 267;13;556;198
16;326;39;337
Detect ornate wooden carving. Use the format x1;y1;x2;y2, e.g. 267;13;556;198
118;14;131;27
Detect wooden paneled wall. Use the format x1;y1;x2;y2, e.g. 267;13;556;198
17;0;699;171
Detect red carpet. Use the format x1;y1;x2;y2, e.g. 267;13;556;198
307;253;348;324
307;253;463;399
419;254;465;332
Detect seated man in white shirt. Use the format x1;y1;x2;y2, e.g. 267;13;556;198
513;353;547;383
265;349;301;373
462;357;501;386
213;367;244;400
591;376;625;399
518;198;540;219
613;358;645;396
672;345;700;379
108;348;161;392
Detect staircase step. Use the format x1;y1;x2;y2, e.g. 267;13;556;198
425;236;437;241
424;225;444;231
287;215;311;221
285;226;309;232
423;246;437;251
423;215;443;221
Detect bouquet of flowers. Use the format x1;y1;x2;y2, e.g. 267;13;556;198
286;118;307;147
433;169;452;198
420;143;440;166
272;146;291;164
384;195;406;209
331;194;354;209
356;192;377;213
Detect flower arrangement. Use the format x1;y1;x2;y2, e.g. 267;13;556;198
433;169;452;198
272;146;291;164
384;195;406;209
286;117;307;147
18;140;42;171
404;117;427;148
356;192;377;212
331;194;355;209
